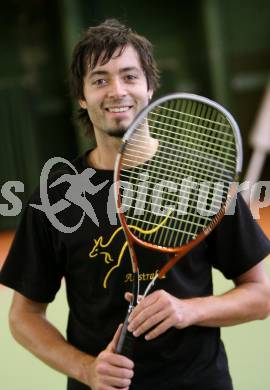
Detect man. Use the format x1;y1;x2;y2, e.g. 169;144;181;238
1;19;270;390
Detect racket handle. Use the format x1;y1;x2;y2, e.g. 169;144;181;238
115;311;135;359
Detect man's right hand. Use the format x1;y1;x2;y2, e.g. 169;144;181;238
9;292;134;390
87;325;134;389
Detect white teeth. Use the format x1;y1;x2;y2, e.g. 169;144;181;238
107;106;130;113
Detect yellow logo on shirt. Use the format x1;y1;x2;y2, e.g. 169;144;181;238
89;211;172;288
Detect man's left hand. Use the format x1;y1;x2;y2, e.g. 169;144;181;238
126;290;196;340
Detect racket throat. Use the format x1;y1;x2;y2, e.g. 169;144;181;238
143;273;159;297
131;272;140;305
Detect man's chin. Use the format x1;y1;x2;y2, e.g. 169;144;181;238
107;128;127;138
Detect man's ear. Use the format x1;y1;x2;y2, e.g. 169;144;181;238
79;99;87;109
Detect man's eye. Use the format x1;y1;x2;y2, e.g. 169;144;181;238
93;79;107;86
126;74;138;81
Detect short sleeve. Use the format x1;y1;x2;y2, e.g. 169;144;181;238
0;191;64;302
207;194;270;279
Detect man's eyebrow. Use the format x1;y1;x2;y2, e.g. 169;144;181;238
88;70;109;79
119;66;141;73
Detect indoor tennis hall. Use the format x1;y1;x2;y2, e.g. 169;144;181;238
1;1;270;389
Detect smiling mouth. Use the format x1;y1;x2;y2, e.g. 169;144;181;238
105;106;132;113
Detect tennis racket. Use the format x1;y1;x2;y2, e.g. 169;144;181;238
114;93;242;358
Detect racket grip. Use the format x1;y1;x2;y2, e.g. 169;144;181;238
115;311;135;359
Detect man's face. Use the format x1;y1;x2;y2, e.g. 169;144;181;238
80;45;153;138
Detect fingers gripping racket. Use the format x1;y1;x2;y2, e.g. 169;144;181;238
114;93;242;358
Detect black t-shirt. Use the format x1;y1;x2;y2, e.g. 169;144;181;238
1;151;270;390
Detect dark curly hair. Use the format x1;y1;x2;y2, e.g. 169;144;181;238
70;19;160;137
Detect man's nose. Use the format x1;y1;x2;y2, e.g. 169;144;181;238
107;78;127;99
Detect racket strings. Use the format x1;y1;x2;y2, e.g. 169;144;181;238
122;106;233;200
122;152;230;241
120;172;227;203
147;116;235;146
154;99;223;246
122;146;234;195
122;144;231;212
165;99;210;246
149;98;185;245
122;114;236;175
154;100;232;201
177;101;227;245
156;104;231;128
147;125;236;162
119;98;237;248
150;103;236;166
120;182;223;246
122;147;233;185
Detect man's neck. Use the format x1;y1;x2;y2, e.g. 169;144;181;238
87;141;121;170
